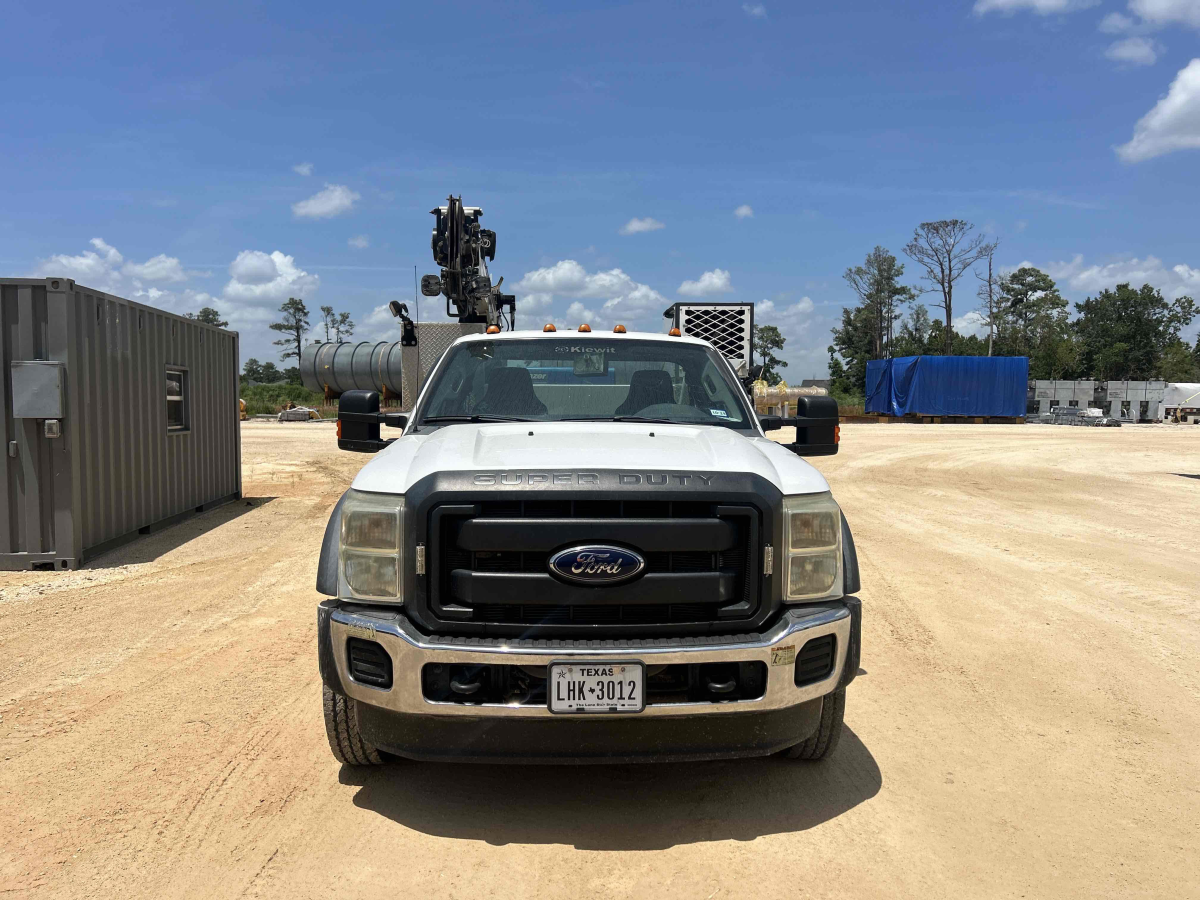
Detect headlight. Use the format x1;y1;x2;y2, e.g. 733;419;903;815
339;490;403;601
782;492;842;602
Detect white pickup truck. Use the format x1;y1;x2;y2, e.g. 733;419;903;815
316;328;861;764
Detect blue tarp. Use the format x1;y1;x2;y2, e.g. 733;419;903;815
865;356;1029;417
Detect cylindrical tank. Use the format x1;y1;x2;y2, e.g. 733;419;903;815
300;341;405;396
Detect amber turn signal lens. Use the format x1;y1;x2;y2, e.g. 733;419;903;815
835;425;841;443
543;323;557;332
336;419;342;439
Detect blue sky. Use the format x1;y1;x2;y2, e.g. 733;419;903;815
3;0;1199;377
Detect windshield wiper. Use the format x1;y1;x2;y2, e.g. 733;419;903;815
421;414;535;423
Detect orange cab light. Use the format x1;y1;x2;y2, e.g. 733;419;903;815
578;323;591;332
486;324;501;334
669;327;681;337
543;323;557;332
613;324;627;333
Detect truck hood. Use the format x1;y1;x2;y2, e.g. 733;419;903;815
351;422;831;496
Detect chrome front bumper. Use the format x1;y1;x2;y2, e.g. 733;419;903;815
327;604;852;719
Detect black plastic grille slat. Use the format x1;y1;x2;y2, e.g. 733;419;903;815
433;497;758;633
794;634;836;686
347;638;393;689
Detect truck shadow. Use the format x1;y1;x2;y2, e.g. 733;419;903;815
342;727;880;849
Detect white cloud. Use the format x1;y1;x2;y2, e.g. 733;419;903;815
348;234;370;249
678;268;734;296
1117;59;1200;161
34;238;199;292
1044;252;1200;298
292;183;360;219
742;3;767;18
293;162;314;176
756;297;814;319
973;0;1097;14
35;237;124;289
122;253;187;282
618;217;665;235
564;302;598;325
517;292;554;313
1129;0;1200;29
223;250;319;303
514;259;668;328
1106;36;1161;65
734;204;754;219
1099;11;1136;31
953;310;989;338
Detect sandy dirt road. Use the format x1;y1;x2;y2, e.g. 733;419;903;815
2;421;1198;899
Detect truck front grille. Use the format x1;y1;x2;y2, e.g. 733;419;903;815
426;498;761;635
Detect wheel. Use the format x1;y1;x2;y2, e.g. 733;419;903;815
323;685;385;765
782;688;845;760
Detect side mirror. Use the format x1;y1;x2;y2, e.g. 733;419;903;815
788;396;839;456
759;396;840;456
337;390;396;453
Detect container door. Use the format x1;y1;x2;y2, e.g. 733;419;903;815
0;281;78;569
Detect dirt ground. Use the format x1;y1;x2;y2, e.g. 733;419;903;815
2;421;1198;899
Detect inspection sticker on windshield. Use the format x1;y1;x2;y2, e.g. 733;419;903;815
709;408;729;418
771;644;796;667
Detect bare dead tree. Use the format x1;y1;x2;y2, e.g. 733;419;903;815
903;220;996;355
974;242;1002;357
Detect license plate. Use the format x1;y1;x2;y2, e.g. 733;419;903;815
548;661;645;714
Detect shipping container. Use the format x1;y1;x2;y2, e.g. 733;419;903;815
865;356;1029;418
1;278;241;570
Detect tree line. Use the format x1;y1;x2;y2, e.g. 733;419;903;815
186;297;356;384
828;219;1199;399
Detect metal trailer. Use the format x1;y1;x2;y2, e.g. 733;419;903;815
300;323;484;409
0;278;241;570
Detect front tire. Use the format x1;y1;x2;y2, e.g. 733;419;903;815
782;688;845;760
323;685;385;766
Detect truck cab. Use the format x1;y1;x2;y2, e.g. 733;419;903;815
316;328;861;764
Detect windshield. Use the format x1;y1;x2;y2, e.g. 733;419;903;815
416;338;754;429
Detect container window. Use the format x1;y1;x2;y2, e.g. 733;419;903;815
166;368;188;432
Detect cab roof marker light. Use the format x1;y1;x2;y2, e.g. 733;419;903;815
669;327;681;337
614;324;627;333
578;323;591;332
543;323;557;332
486;324;500;334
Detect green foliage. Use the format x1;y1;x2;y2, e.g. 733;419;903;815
187;306;228;328
1156;340;1200;382
842;246;914;359
239;382;325;416
1074;283;1197;380
270;297;310;361
828;304;875;392
242;358;285;383
890;304;935;357
753;325;788;385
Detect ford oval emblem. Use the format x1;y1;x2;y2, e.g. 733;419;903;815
548;545;646;585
